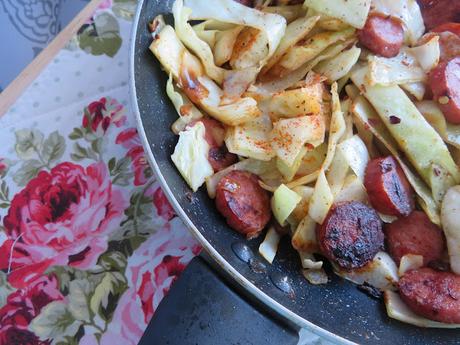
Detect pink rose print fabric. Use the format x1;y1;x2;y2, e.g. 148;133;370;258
0;162;126;289
0;2;200;342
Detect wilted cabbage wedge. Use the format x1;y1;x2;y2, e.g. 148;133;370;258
225;115;274;161
271;115;325;166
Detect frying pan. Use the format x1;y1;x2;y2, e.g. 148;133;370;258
130;1;460;343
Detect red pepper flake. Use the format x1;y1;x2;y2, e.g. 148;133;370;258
389;115;401;124
433;167;441;177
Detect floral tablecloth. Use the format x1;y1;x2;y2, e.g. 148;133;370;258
0;1;202;344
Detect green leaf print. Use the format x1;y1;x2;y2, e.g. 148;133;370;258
41;131;65;164
78;12;122;57
29;301;81;343
90;272;127;321
13;159;44;186
15;129;44;160
108;156;134;186
0;271;15;309
68;279;94;321
98;251;127;272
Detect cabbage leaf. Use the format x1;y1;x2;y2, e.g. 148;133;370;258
183;0;286;69
304;0;371;28
171;122;213;192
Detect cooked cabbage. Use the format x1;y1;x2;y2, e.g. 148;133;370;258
259;227;281;264
230;27;269;70
335;252;399;291
214;26;244;66
401;82;425;101
272;184;302;225
296;143;327;176
351;94;441;225
276;147;308;182
441;186;460;275
150;25;185;79
416;101;460;150
263;5;305;23
304;0;371;28
278;28;356;73
351;67;460;191
308;170;334;224
205;159;279;198
326;149;348;196
337;135;370;181
292;215;318;252
314;46;361;83
289;186;315;225
173;0;225;83
264;83;323;119
262;15;320;75
183;0;286;68
179;52;261;126
257;38;356;93
398;254;423;277
171;122;213;192
303;268;329;285
367;49;426;86
192;22;217;48
334;174;369;204
225;114;274;161
407;35;440;72
299;251;323;269
270;115;325;166
385;291;460;328
167;74;204;134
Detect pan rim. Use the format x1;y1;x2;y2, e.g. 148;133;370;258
129;1;354;344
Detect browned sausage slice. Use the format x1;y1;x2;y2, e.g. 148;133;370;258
358;13;404;58
385;211;445;265
429;57;460;124
317;201;384;270
189;118;238;172
208;146;238;172
417;0;460;31
399;268;460;323
216;170;271;238
364;156;415;217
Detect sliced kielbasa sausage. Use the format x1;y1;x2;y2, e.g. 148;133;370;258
399;268;460;324
208;146;238;172
364;156;415;217
432;22;460;36
429;57;460;124
385;211;445;265
417;0;460;31
317;201;384;270
358;13;404;58
216;170;271;238
189;118;238;172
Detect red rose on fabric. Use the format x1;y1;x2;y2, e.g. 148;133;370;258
0;275;63;345
0;158;8;177
116;128;152;186
82;97;126;135
152;187;175;221
0;162;126;288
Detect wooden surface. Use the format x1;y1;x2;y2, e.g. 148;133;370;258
0;0;103;118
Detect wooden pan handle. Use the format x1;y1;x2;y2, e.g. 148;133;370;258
0;0;103;117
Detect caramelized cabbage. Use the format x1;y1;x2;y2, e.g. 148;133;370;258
304;0;371;28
